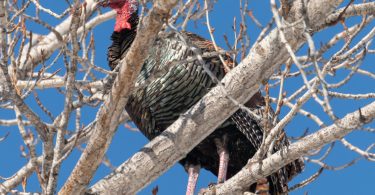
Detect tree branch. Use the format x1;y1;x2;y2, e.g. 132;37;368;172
325;2;375;25
17;0;115;79
200;100;375;194
58;0;180;194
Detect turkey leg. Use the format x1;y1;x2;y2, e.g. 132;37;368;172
214;134;229;183
185;164;200;195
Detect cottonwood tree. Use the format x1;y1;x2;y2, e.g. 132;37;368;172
0;0;374;194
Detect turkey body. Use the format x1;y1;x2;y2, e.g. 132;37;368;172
108;12;303;194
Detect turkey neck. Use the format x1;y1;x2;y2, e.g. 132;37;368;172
107;11;139;70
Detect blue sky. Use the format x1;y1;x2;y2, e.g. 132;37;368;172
0;0;374;194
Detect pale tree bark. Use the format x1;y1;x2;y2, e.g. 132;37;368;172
16;0;112;79
59;0;181;194
199;100;375;194
0;0;374;194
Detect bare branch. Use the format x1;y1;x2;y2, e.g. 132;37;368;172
17;0;114;79
59;0;180;194
200;100;375;194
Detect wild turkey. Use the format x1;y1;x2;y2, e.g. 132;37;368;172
104;0;304;194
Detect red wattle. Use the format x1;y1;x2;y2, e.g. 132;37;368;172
114;20;131;32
